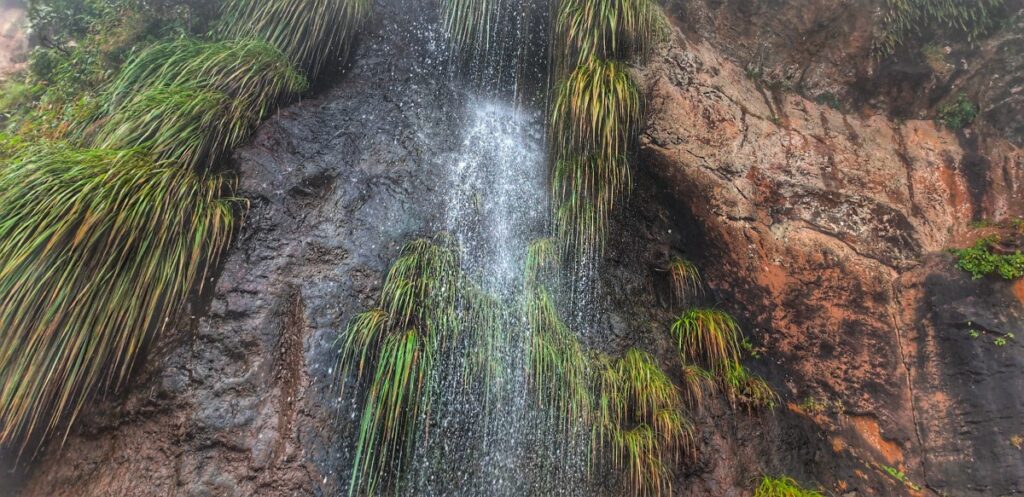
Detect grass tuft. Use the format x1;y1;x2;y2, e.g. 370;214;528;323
527;288;592;431
0;143;236;450
725;361;778;412
671;308;742;373
667;257;702;302
597;349;690;496
550;58;641;254
218;0;372;79
554;0;662;70
753;475;825;497
876;0;1006;55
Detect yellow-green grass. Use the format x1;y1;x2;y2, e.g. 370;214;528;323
554;0;661;70
218;0;371;79
754;475;825;497
671;308;742;373
0;144;235;450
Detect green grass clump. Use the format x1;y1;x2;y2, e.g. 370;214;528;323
753;476;825;497
937;93;978;130
951;235;1024;280
0;144;235;449
876;0;1006;55
597;349;691;497
550;58;642;254
337;234;506;496
218;0;371;79
82;39;307;169
524;237;560;289
671;308;742;373
555;0;661;68
725;361;778;411
667;257;702;303
527;288;592;431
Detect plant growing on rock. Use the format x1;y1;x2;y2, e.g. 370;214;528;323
753;476;825;497
597;348;692;497
0;144;235;450
937;93;978;130
337;235;507;495
666;256;703;303
876;0;1006;55
951;235;1024;280
670;308;742;373
554;0;662;70
218;0;372;79
81;38;307;169
724;360;777;411
550;58;642;254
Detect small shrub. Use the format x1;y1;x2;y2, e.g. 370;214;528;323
951;235;1024;280
937;93;978;130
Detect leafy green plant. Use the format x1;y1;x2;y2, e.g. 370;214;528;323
994;332;1014;347
667;257;702;302
218;0;371;79
0;143;235;450
951;235;1024;280
876;0;1006;55
937;93;978;130
670;308;742;373
527;288;592;431
753;476;825;497
551;58;642;254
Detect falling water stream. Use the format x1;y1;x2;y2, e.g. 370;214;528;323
398;3;591;495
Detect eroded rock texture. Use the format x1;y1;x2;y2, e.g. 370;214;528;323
638;15;1024;497
3;1;1023;496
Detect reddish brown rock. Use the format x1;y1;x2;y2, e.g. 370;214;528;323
639;22;1024;497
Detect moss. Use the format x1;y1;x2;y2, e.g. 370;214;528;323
951;235;1024;280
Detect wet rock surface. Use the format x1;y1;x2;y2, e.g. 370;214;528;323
4;1;1024;496
5;0;460;494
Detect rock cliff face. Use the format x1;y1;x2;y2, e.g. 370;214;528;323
3;1;1023;496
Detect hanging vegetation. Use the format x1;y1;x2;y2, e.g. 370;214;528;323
82;38;307;170
218;0;372;79
0;144;235;450
550;58;642;254
875;0;1006;55
548;0;661;256
554;0;662;71
597;349;692;497
337;235;506;496
440;0;499;54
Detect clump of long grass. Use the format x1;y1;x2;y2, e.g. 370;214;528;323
554;0;662;69
337;234;506;495
83;38;306;169
550;58;642;254
876;0;1006;55
671;308;742;373
597;349;691;497
218;0;372;79
725;361;778;412
524;237;561;289
0;144;235;450
97;38;306;119
527;288;592;431
678;364;716;412
754;475;825;497
667;257;702;303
